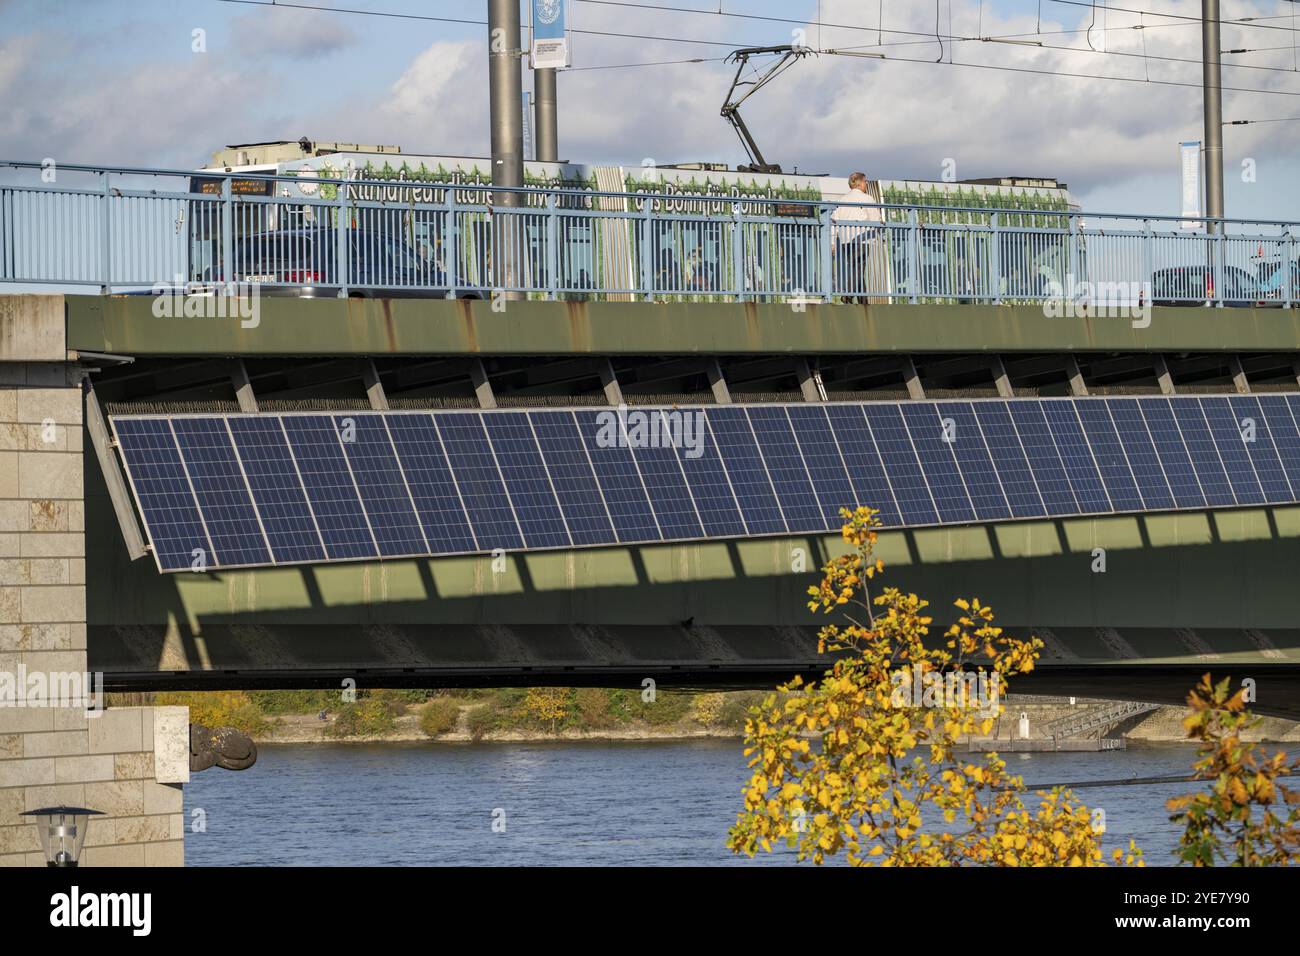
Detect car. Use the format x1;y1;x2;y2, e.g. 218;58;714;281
213;227;480;298
1254;259;1300;304
1150;265;1261;307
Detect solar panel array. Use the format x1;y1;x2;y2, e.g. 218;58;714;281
110;395;1300;572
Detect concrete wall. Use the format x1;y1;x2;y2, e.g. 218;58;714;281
0;296;187;867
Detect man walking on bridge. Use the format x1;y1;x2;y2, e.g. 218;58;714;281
832;172;889;304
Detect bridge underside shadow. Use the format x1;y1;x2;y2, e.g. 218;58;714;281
90;617;1300;719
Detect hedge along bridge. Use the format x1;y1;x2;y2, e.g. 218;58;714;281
3;160;1300;305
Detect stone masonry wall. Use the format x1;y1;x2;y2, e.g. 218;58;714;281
0;296;187;866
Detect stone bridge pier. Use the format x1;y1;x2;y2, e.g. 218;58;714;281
0;295;188;867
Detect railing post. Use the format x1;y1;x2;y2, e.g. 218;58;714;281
640;197;654;301
545;192;559;300
1286;228;1295;310
1067;212;1080;294
335;180;349;298
100;174;112;293
908;207;920;304
990;212;1001;305
1141;218;1153;301
819;205;833;301
1214;221;1225;308
220;177;233;296
731;202;745;300
444;188;458;299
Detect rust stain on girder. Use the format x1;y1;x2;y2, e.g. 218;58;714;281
380;299;398;353
458;298;478;352
566;299;593;352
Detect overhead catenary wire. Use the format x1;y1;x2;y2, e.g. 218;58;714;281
212;0;1300;97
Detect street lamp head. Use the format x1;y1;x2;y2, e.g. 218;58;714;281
20;806;103;867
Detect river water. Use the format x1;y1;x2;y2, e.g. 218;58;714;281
184;738;1203;866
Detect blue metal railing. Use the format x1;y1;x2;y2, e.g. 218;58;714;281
1;160;1296;308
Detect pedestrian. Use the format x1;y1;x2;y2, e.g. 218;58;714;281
831;172;889;303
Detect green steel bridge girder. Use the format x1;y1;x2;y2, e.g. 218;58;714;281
69;296;1300;356
87;475;1300;666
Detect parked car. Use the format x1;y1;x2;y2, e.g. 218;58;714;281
1150;265;1261;307
1255;259;1300;304
213;227;480;298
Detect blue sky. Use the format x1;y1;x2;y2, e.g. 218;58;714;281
4;0;1300;219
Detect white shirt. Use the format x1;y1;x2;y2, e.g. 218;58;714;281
832;185;883;224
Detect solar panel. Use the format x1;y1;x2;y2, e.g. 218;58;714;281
971;402;1045;519
384;413;478;555
824;403;902;526
705;406;787;534
112;395;1300;573
281;415;378;561
113;418;213;571
669;409;747;537
746;406;826;533
900;403;975;524
862;403;939;525
1073;400;1141;512
1138;397;1206;509
627;410;706;540
573;408;661;543
226;416;327;563
482;412;571;549
335;414;428;558
936;402;1011;522
1169;398;1236;507
529;410;617;546
786;405;859;528
1100;399;1170;511
1257;396;1300;495
1198;398;1264;505
1040;401;1111;513
1008;401;1079;515
171;417;271;568
1228;396;1293;504
433;412;524;551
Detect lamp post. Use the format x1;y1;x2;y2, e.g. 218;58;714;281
21;806;102;867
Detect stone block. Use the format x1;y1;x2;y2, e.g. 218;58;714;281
84;780;144;816
80;843;145;867
87;707;144;755
144;840;183;867
153;707;189;784
14;388;80;427
19;533;84;558
22;730;87;758
20;586;85;623
53;754;114;784
143;781;182;815
113;751;151;780
18;452;81;500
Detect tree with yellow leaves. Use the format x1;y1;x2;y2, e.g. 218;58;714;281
1166;674;1300;866
523;687;570;735
727;506;1142;867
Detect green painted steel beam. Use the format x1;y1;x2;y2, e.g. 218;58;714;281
68;295;1300;357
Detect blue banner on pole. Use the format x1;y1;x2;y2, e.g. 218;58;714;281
531;0;568;69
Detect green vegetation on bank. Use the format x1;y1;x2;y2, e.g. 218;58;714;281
147;687;772;741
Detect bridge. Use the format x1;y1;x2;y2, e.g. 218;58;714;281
2;164;1300;722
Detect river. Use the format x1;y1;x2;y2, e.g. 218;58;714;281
184;738;1203;866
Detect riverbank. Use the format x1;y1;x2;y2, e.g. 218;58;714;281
134;687;1300;746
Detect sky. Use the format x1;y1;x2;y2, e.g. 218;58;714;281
3;0;1300;219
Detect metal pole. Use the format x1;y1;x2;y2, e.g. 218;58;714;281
535;67;558;162
488;0;524;296
1202;0;1224;230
